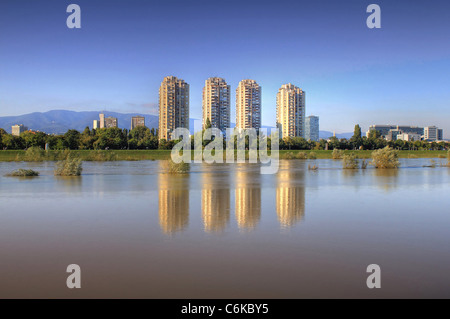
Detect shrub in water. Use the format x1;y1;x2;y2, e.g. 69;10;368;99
167;158;189;174
332;149;344;160
342;153;359;169
371;146;400;169
6;169;39;177
54;156;82;176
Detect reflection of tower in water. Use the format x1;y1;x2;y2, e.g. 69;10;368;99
158;171;190;234
235;166;261;230
201;167;230;233
276;161;306;228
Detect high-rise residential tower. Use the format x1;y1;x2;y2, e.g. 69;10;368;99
105;117;118;128
99;113;105;129
131;116;145;130
236;79;261;130
305;115;319;142
276;83;305;138
202;77;230;135
11;124;28;136
158;76;189;141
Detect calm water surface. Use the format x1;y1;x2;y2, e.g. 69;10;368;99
0;159;449;298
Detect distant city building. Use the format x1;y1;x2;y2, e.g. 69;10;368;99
236;79;261;130
11;124;28;136
99;113;105;129
105;117;118;128
305;116;319;142
202;77;230;135
424;126;444;141
158;76;190;141
397;132;422;142
276;83;306;138
386;129;403;142
131;116;145;130
366;125;424;138
93;120;99;130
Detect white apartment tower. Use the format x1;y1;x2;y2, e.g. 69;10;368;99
158;76;190;141
276;83;306;138
236;79;261;130
202;77;230;135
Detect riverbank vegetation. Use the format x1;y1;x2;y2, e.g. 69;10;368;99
0;149;449;162
1;126;448;153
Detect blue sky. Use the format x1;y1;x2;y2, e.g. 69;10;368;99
0;0;449;136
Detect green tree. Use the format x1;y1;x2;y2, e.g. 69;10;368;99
21;131;47;149
94;128;126;150
0;128;6;149
2;134;24;149
205;118;212;129
367;129;381;139
129;126;158;149
63;129;81;149
79;127;97;149
350;124;363;149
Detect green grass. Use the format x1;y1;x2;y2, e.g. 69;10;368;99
0;149;449;162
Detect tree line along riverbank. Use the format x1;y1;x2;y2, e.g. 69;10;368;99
0;149;449;162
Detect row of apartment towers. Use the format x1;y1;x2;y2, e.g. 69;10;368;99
159;76;318;141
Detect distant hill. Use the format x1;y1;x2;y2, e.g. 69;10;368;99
0;110;353;139
0;110;159;135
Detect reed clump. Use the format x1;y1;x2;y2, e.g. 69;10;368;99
167;158;190;174
6;169;39;177
371;147;400;169
296;152;307;159
307;152;317;160
22;147;46;161
332;149;344;160
342;153;359;169
54;155;82;176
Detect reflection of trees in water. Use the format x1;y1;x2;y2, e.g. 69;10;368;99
235;166;261;230
201;166;230;233
55;176;82;193
158;172;190;234
276;160;306;228
373;169;399;191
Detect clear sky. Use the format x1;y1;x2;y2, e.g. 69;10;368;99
0;0;449;136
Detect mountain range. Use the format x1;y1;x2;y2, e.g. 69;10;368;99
0;110;352;139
